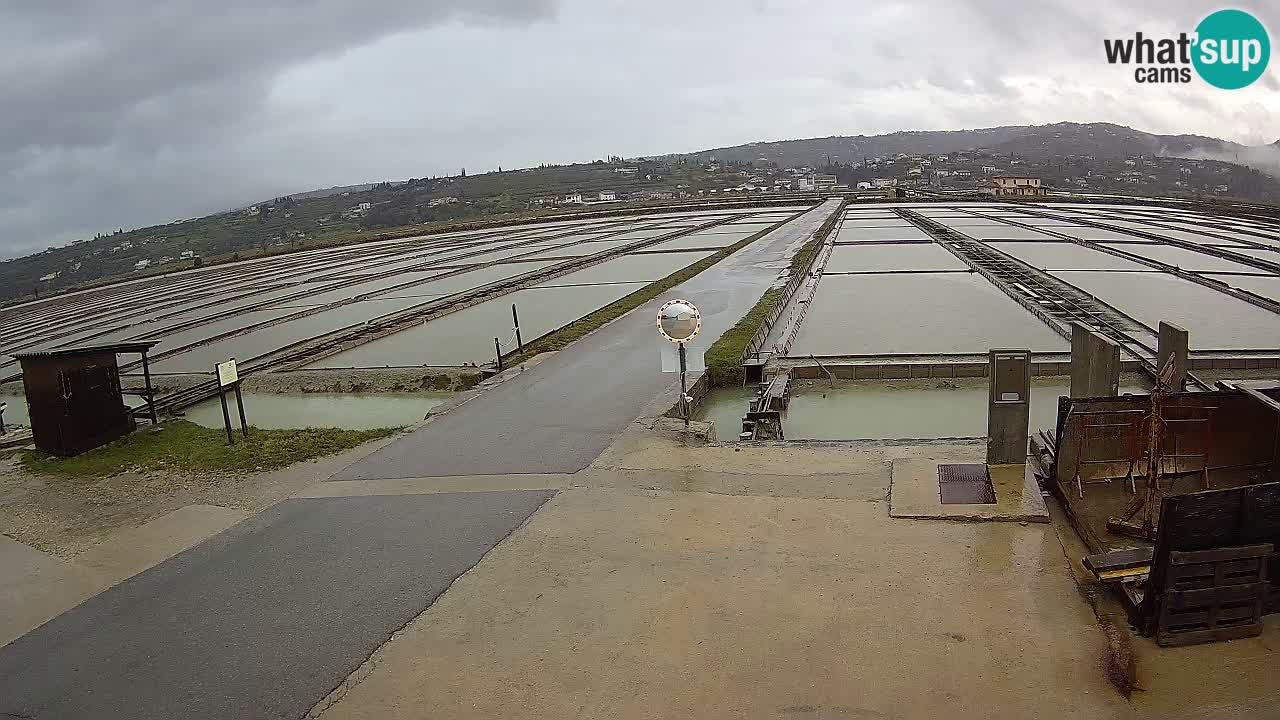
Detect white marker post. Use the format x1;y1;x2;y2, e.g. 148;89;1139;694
656;299;701;427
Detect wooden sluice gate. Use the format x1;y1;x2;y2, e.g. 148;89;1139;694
740;370;791;440
1037;380;1280;646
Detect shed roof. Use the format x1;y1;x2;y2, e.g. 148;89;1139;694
12;341;160;361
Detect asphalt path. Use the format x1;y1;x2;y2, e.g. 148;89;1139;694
0;200;838;719
0;491;553;720
335;199;841;479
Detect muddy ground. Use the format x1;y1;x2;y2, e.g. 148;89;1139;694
0;433;398;559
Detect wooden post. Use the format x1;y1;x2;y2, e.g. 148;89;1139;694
233;382;249;438
512;303;523;355
140;349;158;425
495;337;504;373
218;386;234;446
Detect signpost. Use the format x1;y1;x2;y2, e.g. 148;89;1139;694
214;359;249;445
656;298;701;426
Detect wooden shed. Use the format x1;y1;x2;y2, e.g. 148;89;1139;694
12;342;159;457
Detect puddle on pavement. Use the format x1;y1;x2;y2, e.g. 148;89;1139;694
182;391;451;430
697;375;1151;441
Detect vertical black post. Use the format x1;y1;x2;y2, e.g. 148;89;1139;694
495;337;504;373
512;303;523;354
678;342;689;427
233;382;249;438
140;349;157;425
218;386;234;446
0;403;6;435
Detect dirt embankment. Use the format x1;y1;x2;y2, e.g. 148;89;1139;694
119;367;484;396
247;368;483;393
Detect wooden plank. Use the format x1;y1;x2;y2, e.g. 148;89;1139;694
1165;583;1267;608
1170;559;1263;581
1238;386;1280;413
1163;605;1259;627
1097;567;1149;582
1170;544;1273;565
1157;622;1264;647
1085;547;1154;573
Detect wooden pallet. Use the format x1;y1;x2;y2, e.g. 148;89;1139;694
1156;544;1271;647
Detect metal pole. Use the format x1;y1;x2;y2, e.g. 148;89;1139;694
141;350;157;425
679;342;689;427
233;382;249;438
512;303;523;355
0;403;6;435
218;385;234;446
495;337;504;373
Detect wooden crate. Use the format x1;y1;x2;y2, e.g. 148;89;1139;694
1156;544;1271;647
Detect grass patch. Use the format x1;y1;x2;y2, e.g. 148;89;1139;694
19;420;398;478
702;200;847;387
501;213;800;366
703;287;784;386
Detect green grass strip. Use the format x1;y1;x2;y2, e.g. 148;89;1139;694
20;420;398;478
501;216;797;365
702;201;846;387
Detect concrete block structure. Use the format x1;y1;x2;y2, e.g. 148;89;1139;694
987;348;1032;464
1157;321;1190;391
1070;323;1121;398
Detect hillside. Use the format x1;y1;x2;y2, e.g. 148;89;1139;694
668;122;1280;174
4;122;1279;306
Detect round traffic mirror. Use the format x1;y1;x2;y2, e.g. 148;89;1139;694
657;299;701;343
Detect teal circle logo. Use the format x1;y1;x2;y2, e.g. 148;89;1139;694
1193;9;1270;89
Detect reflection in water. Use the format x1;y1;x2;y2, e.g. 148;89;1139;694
697;376;1150;441
183;392;451;430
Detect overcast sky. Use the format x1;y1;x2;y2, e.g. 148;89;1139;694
2;0;1277;257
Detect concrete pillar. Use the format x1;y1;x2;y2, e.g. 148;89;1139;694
987;348;1031;465
1070;322;1121;398
1157;321;1189;391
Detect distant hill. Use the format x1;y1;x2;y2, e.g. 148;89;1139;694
284;183;383;202
4;121;1279;307
665;122;1280;175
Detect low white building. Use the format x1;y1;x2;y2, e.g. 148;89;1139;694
563;192;584;205
598;190;617;202
134;259;151;271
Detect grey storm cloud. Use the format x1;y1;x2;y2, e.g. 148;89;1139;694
1;0;1277;258
0;0;557;256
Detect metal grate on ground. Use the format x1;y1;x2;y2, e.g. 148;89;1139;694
938;463;997;504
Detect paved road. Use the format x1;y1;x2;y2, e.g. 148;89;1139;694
0;201;837;720
336;199;841;479
0;491;553;720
